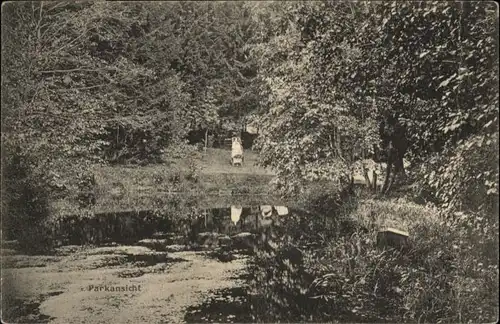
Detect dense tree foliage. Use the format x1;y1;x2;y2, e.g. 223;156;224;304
2;0;497;226
2;0;497;214
2;1;261;162
1;1;265;241
251;1;498;208
2;1;263;199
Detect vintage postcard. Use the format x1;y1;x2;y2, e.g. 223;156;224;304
1;1;498;323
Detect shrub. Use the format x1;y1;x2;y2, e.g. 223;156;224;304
166;141;199;159
101;121;167;165
1;143;52;252
74;170;97;208
185;158;200;183
413;132;499;219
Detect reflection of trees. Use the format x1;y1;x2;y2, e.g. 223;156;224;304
55;210;168;245
183;206;291;234
53;197;294;245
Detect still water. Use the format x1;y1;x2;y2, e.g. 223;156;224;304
8;199;362;324
52;204;292;246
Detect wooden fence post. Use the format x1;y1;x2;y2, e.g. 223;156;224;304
204;129;208;151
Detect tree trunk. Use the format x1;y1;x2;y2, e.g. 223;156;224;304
372;170;378;193
382;164;392;194
362;166;371;188
335;127;343;159
382;144;394;194
204;129;208;151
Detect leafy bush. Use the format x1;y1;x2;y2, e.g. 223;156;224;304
165;141;201;160
1;143;52;252
184;159;200;183
101;121;167;165
414;132;498;218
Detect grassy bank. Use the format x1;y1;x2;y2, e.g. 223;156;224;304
4;145;280;252
93;166;274;200
51;148;277;215
247;190;499;323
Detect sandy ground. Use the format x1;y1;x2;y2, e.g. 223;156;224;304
2;245;247;324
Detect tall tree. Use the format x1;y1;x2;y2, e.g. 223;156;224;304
251;1;498;199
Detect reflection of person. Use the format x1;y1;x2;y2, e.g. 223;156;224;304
274;206;289;216
260;205;273;218
258;205;274;228
259;216;273;228
231;206;242;225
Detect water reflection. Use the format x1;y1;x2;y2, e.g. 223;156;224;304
261;205;273;218
230;206;242;225
53;205;290;246
52;210;172;246
275;206;288;216
192;205;289;234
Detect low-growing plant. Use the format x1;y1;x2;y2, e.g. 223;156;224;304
185;158;200;183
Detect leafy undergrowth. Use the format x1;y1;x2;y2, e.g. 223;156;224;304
247;196;499;323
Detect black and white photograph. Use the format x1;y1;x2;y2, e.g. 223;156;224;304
1;1;499;323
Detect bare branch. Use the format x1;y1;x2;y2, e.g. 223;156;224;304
56;84;110;91
37;67;119;74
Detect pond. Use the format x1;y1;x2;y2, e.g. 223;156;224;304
4;195;361;323
50;204;293;247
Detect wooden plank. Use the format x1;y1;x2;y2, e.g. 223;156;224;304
381;227;409;236
377;227;409;249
